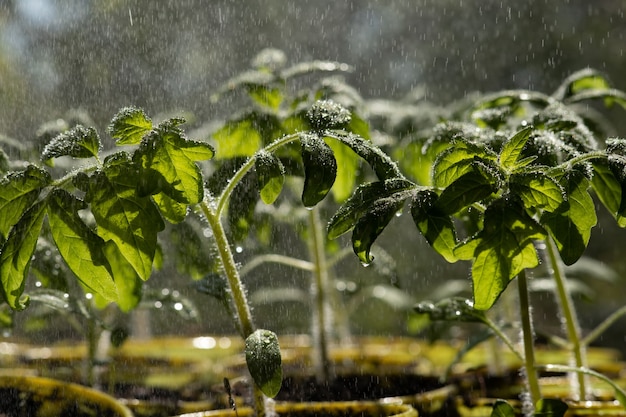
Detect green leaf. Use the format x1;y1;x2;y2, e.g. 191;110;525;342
490;400;516;417
0;199;47;310
108;106;153;145
29;289;85;316
455;199;545;310
135;124;214;204
498;126;533;171
255;151;285;204
249;86;284;110
541;171;596;265
510;171;565;212
170;223;214;280
352;196;404;265
553;69;611;99
535;399;569;417
331;132;403;180
414;297;487;323
591;160;626;226
152;192;189;224
347;112;371;140
328;137;361;202
435;170;496;215
432;145;493;188
410;189;458;263
47;190;118;303
300;133;337;207
212;118;263;159
102;241;142;312
328;177;415;239
245;329;282;398
306;99;352;131
227;171;258;242
41;125;101;161
86;153;164;281
0;166;51;240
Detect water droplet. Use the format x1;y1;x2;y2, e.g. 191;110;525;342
361;261;371;267
304;206;315;211
395;210;403;217
174;302;183;311
85;293;93;300
154;301;163;309
235;246;243;253
203;228;213;238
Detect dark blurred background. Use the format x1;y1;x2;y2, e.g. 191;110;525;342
1;0;625;351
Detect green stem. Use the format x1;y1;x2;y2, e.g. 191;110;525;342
201;201;255;337
482;316;525;363
307;207;333;382
239;254;314;277
545;238;588;400
548;151;606;175
85;316;98;387
518;269;542;406
582;305;626;347
200;200;267;417
216;132;302;217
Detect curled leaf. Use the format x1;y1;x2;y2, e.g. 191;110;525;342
245;329;282;398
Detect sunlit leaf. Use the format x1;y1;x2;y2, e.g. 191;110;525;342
328;177;415;239
102;241;142;312
249;86;284;110
498;126;533;171
352;196;404;265
135;123;214;204
152;192;189;224
108;106;153;145
455;199;545;310
86;153;164;281
347;112;371;140
212;118;263;159
327;137;361;202
299;133;337;207
535;399;569;417
245;329;282;398
435;170;497;215
541;171;596;265
410;189;457;262
591;160;626;226
47;190;118;303
0;166;51;240
41;125;101;161
0;199;47;310
510;171;565;212
255;151;285;204
432;145;492;188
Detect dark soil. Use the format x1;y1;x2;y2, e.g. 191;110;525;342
0;386;122;417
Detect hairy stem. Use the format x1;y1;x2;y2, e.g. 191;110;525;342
307;207;333;382
201;200;268;417
518;269;542;407
545;238;588;400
